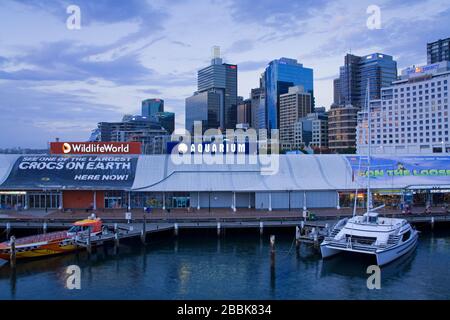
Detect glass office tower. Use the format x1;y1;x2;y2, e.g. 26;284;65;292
427;38;450;64
185;91;221;134
142;99;164;118
196;49;238;130
264;58;314;130
338;53;397;108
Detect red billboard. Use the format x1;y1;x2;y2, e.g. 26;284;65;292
50;142;142;155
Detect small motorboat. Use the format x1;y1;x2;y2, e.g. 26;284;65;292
0;217;103;261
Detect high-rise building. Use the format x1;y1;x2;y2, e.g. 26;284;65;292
155;112;175;134
333;78;342;105
250;87;264;129
328;104;359;153
141;99;164;118
427;38;450;64
185;91;221;134
192;46;238;130
279;86;312;150
339;53;397;109
97;115;169;154
357;61;450;155
237;99;252;126
294;108;328;150
264;58;314;130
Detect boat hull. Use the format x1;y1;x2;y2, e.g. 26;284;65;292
0;241;79;260
375;231;418;266
321;230;419;266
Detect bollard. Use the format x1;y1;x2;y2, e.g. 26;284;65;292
10;236;16;268
270;235;276;268
259;221;264;235
174;223;179;236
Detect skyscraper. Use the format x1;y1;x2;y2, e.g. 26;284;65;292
279;86;312;150
142;99;164;119
264;58;314;130
185;91;221;134
155;112;175;134
192;46;238;130
338;53;397;108
427;37;450;64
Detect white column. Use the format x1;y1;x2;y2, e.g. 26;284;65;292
162;192;166;210
93;191;97;210
127;191;131;211
303;191;307;211
248;193;251;209
268;193;272;212
233;192;236;212
197;192;200;210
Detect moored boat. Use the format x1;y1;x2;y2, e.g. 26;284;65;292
0;217;103;261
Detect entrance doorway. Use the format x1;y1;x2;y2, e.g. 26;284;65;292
172;197;190;208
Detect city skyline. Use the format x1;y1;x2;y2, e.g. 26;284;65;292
0;0;449;148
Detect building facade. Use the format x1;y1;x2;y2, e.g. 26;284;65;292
237;99;252;126
97;115;169;154
155;112;175;134
294;108;328;150
141;99;164;119
279;86;312;150
427;37;450;64
328;104;359;153
185;91;221;134
264;58;314;130
192;47;238;130
338;53;397;109
357;61;450;154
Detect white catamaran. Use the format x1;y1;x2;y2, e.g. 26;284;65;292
320;81;419;266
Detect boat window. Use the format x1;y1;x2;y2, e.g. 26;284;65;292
68;225;82;233
369;216;378;223
402;231;411;242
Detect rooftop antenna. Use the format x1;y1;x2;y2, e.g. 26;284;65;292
211;46;222;65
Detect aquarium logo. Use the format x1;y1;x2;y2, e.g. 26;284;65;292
169;121;280;175
66;265;81;290
366;265;381;290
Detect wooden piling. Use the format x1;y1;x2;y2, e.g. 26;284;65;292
270;235;275;268
141;215;147;244
10;236;16;268
86;228;92;255
6;222;10;239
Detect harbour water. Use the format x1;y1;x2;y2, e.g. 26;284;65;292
0;228;449;300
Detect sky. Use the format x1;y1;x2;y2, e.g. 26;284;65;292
0;0;449;148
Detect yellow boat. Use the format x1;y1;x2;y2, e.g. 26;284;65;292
0;218;103;261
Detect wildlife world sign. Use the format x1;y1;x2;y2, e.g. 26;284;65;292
1;156;138;189
346;155;450;187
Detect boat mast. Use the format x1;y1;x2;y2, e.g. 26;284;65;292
366;79;371;212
